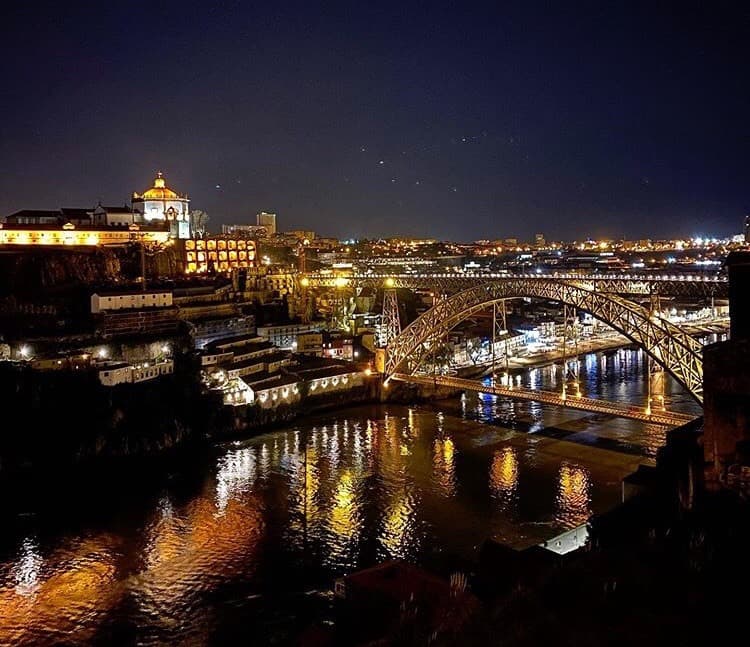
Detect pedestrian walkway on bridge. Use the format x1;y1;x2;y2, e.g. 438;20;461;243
390;373;697;428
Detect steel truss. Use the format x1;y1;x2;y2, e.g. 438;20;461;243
380;288;401;347
303;273;727;299
384;279;706;403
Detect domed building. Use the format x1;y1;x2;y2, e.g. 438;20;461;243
132;172;190;239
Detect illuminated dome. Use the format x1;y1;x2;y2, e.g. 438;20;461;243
131;171;191;239
133;172;186;200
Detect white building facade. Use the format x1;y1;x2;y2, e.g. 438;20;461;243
91;291;173;313
132;172;190;239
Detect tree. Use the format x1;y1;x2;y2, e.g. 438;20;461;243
190;210;209;237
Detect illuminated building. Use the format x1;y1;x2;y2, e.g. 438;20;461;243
288;230;315;241
745;214;750;244
92;204;137;227
256;212;277;235
256;322;321;349
132;172;190;239
246;374;302;409
221;223;269;237
0;171;189;247
0;222;170;247
296;332;324;355
98;360;174;386
6;208;92;226
221;214;277;238
179;237;256;273
90;291;173;313
0;166;268;277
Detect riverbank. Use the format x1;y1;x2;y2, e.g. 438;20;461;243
0;330;677;476
384;334;637;404
209;378;381;440
0;353;387;473
0;355;223;475
477;333;634;374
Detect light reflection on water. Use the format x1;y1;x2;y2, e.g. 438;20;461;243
0;348;692;643
11;538;42;596
1;407;613;643
490;447;519;510
555;462;592;527
433;437;457;498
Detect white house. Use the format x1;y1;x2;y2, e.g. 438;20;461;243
98;360;174;386
91;290;173;313
246;375;302;409
98;363;136;386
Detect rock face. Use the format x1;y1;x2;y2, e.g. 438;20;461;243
0;248;121;296
0;356;225;473
118;245;182;280
0;245;183;298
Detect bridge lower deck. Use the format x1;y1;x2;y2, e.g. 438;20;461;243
391;373;697;427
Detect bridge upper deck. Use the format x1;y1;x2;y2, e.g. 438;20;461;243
303;272;727;297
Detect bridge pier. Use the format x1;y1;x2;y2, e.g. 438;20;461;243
380;373;460;403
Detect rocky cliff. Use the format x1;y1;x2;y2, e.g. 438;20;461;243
0;354;226;474
0;245;182;298
0;248;121;296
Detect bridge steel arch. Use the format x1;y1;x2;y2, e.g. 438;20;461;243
384;279;705;404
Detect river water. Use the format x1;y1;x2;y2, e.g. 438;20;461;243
0;347;702;645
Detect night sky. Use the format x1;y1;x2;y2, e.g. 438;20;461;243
1;1;748;241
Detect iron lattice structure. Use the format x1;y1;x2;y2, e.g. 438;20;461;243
380;288;401;347
384;279;706;403
303;273;728;298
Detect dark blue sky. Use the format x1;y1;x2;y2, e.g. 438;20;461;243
1;1;748;241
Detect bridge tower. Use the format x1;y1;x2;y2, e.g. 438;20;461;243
562;305;581;398
491;301;511;386
381;288;401;347
645;289;666;415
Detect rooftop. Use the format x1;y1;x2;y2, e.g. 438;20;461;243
295;364;360;380
133;172;187;201
247;373;300;391
96;205;133;214
206;333;265;351
92;289;173;297
229;340;275;355
97;362;131;371
227;350;289;371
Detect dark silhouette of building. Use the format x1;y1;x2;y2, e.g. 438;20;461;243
703;251;750;490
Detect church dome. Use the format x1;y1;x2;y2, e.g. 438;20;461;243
133;172;186;200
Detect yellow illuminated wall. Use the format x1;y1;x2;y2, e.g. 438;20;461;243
182;238;256;274
0;227;170;247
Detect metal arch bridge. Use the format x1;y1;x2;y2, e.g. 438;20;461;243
302;272;728;298
383;278;706;405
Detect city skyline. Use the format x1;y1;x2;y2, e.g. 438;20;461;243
1;1;748;241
